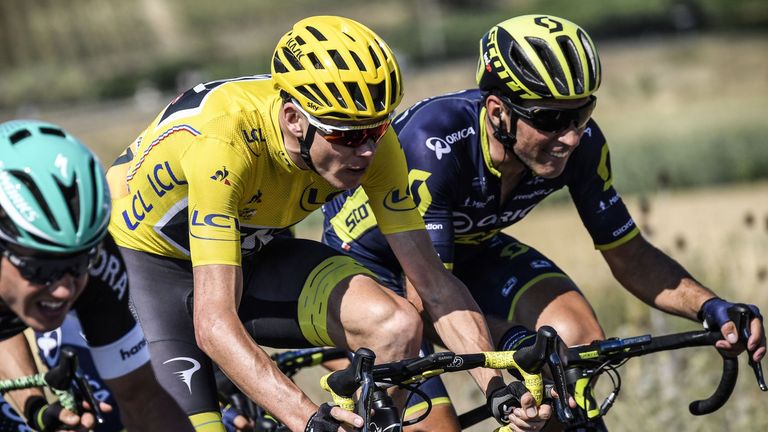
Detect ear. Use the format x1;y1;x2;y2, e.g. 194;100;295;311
485;95;506;126
280;102;304;139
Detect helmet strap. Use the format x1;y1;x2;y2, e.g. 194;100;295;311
490;111;526;168
299;124;318;173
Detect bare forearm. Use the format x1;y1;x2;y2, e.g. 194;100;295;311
388;230;503;395
197;314;315;431
0;332;45;415
605;237;716;320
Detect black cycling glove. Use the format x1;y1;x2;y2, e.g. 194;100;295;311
698;298;763;331
23;396;65;432
487;381;529;424
304;403;341;432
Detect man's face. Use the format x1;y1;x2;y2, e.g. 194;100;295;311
510;98;593;179
0;253;88;332
309;131;381;189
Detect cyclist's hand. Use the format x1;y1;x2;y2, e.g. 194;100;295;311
699;298;766;362
221;404;256;431
25;396;112;431
305;403;363;432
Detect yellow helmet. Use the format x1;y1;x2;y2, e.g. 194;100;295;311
272;16;403;122
476;15;601;100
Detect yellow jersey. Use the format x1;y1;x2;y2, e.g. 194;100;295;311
107;76;424;267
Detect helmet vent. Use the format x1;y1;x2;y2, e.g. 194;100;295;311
54;172;80;231
298;84;329;107
272;54;288;73
39;127;66;138
368;46;381;69
557;36;584;94
294;36;306;45
376;41;390;60
345;82;367;111
8;170;59;230
508;40;549;96
9;129;31;145
577;29;599;92
87;158;99;228
349;51;366;71
328;50;349;70
281;47;304;71
326;83;348;108
305;26;327;41
369;81;386;111
389;71;398;105
0;207;21;240
308;53;324;69
526;37;568;95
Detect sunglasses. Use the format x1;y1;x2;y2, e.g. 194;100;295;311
2;247;98;286
292;100;393;148
502;95;597;133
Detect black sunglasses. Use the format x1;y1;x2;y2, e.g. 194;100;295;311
502;95;597;133
2;247;98;286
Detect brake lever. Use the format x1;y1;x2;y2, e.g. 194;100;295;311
542;329;574;423
74;373;104;425
729;304;767;391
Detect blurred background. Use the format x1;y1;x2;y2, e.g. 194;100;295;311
1;0;766;430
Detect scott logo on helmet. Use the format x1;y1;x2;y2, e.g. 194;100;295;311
534;16;563;33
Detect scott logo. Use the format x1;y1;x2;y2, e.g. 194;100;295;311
534;16;564;33
210;166;230;185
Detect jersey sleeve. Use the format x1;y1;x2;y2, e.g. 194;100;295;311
180;136;248;266
397;121;460;267
567;123;640;250
361;128;425;235
74;234;150;379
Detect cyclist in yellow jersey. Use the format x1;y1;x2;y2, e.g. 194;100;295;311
107;16;552;432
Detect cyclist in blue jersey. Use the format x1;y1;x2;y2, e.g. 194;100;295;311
0;120;192;431
322;15;765;431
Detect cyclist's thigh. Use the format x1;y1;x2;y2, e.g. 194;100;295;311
119;247;219;415
238;237;380;348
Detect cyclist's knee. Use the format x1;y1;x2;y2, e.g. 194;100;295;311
339;277;422;357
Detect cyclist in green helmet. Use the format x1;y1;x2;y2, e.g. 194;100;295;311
0;120;193;431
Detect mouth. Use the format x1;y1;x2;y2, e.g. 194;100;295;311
36;299;68;320
545;149;570;159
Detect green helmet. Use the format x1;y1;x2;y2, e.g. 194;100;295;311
0;120;110;254
477;14;601;100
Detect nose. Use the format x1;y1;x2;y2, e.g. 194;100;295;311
46;275;78;299
354;139;377;157
557;125;582;148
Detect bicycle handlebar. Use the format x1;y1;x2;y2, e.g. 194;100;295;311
321;327;565;431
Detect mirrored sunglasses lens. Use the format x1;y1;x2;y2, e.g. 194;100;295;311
322;123;389;147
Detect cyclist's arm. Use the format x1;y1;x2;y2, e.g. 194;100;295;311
104;362;194;431
193;264;359;431
385;230;504;397
0;332;45;417
602;234;765;359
